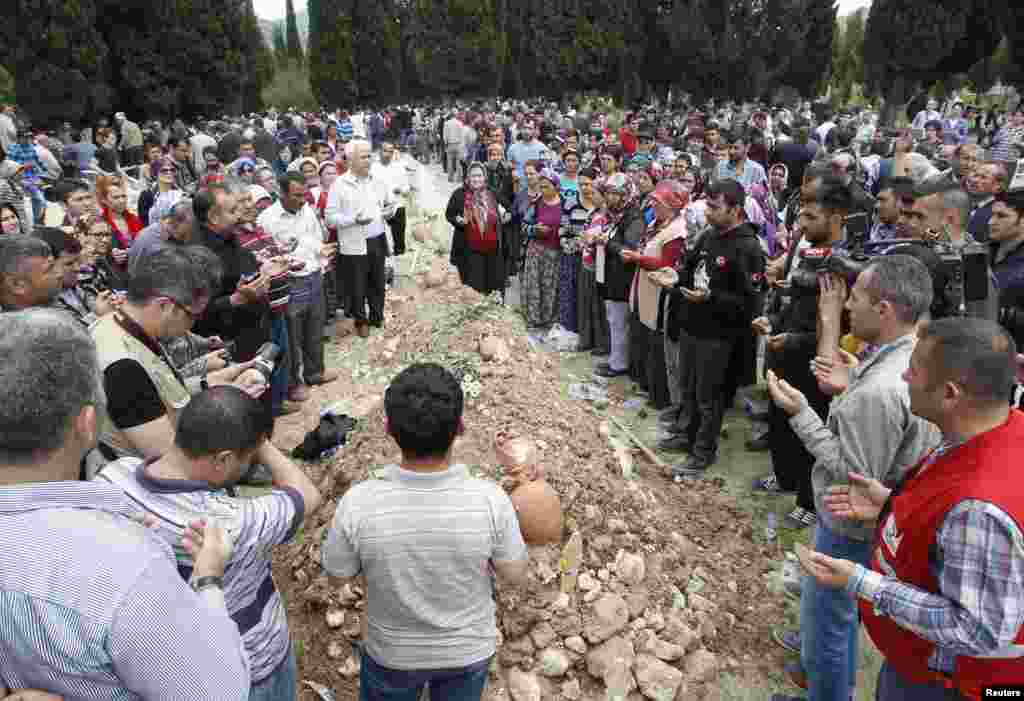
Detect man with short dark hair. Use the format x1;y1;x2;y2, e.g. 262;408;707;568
871;177;913;242
966;161;1008;243
0;234;62;311
714;131;767;189
0;309;250;700
258;172;338;402
169;136;198;193
800;318;1024;701
96;386;321;701
768;256;941;701
192;183;272;362
322;363;529;701
989;190;1024;350
662;178;765;478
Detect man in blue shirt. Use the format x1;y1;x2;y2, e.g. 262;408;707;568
6;127;46;224
714;130;767;190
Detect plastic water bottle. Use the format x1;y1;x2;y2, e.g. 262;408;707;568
765;512;778;545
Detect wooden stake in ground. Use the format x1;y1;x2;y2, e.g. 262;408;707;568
606;414;670;472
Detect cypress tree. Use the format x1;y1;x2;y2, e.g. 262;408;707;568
286;0;305;63
308;0;357;105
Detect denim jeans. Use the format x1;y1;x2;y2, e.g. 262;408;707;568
269;315;290;416
249;649;298;701
28;186;46;225
359;650;492;701
801;522;873;701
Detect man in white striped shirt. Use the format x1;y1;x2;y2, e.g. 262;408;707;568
96;386;321;701
0;309;249;701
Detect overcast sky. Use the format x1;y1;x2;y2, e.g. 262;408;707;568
252;0;871;20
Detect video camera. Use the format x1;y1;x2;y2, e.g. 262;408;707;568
785;235;990;319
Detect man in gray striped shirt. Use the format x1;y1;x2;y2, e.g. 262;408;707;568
0;309;250;701
323;363;529;700
96;386;321;701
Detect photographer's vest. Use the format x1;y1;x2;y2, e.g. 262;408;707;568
91;313;191;460
861;410;1024;700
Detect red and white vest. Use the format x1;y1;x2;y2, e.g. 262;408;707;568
861;410;1024;700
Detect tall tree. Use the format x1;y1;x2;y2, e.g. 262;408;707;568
831;10;865;106
286;0;305;62
0;0;114;124
308;0;357;105
864;0;1002;124
273;25;288;64
243;0;274;112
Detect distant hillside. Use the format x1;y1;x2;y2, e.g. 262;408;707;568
258;10;309;48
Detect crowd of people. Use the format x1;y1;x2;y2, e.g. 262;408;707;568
1;92;1023;701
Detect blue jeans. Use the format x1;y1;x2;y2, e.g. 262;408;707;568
28;186;46;225
801;523;874;701
269;315;290;416
359;650;492;701
249;649;298;701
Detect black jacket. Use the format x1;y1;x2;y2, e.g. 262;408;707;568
602;207;645;302
670;223;766;340
192;224;270;362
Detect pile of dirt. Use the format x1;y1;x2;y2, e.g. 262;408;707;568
272;253;791;701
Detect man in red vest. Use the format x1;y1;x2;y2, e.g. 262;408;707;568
799;317;1024;701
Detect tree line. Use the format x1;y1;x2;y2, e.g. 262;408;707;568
0;0;274;125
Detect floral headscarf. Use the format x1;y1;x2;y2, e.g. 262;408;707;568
465;163;496;234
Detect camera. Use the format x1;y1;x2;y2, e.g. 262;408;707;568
250;342;281;382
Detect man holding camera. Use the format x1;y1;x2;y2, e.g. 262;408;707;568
752;180;852;529
799;318;1024;701
767;256;940;701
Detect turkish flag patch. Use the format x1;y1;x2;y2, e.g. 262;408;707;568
751;271;763;282
716;256;727;268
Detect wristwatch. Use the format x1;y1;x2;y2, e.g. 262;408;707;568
190;575;224;593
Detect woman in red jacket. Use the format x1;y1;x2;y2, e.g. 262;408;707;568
97;174;143;273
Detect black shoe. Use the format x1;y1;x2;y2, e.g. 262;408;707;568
591;347;610;357
594;365;628;378
658;435;693;452
745;434;770;452
670;455;713;481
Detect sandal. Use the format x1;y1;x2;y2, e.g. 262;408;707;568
784;507;817;529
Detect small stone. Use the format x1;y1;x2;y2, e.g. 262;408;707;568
669;533;699;559
616;551;647;586
662;614;699;652
507;667;542;701
337;655;360;679
682;649;718;683
592;534;615;552
578;572;599;591
598;568;611;582
633;653;683;701
700;618;717;641
293;568;309;586
584;593;630;644
531;622;557;650
726;580;738;594
583;586;603;603
652;640;686;662
724;613;737;628
560;678;582;700
506;636;536;655
608;518;629;533
585;635;636;680
564;635;587;654
552;592;571;610
326;640;345;659
685;576;706;595
625;589;650;619
325;608;345;629
550;609;583;637
583;505;602;524
688;593;717;613
538;647;571;677
645;610;665;631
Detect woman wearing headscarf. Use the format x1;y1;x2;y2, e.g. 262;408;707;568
447;162;511;296
520;169;563;329
0;159;30;234
594;173;645;377
622;180;689;407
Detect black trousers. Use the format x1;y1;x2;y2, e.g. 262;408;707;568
767;344;831;512
388;207;407;256
338;234;387;324
674;330;735;463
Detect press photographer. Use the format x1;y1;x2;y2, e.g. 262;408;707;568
751;178;854;528
988;189;1024;350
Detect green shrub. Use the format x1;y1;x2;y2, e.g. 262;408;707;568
262;62;318;111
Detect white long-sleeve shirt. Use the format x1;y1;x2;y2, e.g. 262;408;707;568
257;200;324;275
370;160;412;209
444;118;463;148
325;171;389;256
